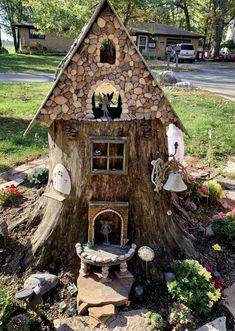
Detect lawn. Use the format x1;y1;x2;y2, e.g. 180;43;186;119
0;82;51;172
0;53;64;73
0;83;234;172
165;89;235;165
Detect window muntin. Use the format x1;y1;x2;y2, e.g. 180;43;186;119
29;28;45;39
91;137;127;174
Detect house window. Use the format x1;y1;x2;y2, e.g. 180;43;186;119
91;137;127;174
100;38;116;64
138;35;148;55
92;83;122;120
29;28;45;39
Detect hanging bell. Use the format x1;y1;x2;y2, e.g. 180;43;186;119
163;172;187;192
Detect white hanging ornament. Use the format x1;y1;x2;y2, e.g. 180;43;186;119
167;124;185;164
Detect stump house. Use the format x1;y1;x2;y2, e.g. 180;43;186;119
24;0;193;273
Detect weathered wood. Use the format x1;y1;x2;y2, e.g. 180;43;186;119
23;119;196;272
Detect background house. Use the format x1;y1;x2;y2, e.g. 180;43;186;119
129;22;205;59
14;22;73;53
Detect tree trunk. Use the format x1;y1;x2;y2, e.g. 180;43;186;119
23;119;197;276
211;0;228;57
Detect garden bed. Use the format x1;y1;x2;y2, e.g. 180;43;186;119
0;169;235;330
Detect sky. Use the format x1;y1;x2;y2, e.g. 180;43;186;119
1;29;13;41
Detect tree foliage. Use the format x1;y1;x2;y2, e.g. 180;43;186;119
1;0;235;55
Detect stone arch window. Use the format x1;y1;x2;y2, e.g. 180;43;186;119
100;38;116;64
92;82;122;119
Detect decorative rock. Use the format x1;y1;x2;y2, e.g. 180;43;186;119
223;282;235;318
134;87;142;95
92;22;101;35
97;17;106;28
95;257;103;263
61;104;69;113
131;244;137;249
91;255;97;262
88;304;115;318
139;78;145;85
77;66;85;75
23;274;58;296
205;224;214;238
54;96;67;105
194;316;227;331
88;44;96;54
85;255;92;260
114;17;120;29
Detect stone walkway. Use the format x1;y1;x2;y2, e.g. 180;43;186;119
0;156;49;183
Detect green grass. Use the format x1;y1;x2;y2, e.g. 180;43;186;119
0;53;64;73
165;89;235;165
0;83;234;172
0;82;51;172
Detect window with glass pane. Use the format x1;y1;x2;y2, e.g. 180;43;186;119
91;138;127;174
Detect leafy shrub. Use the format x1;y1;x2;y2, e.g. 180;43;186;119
168;303;194;331
167;259;221;315
146;311;166;330
0;184;21;209
212;209;235;241
7;314;31;331
0;281;13;326
28;167;48;187
203;179;224;201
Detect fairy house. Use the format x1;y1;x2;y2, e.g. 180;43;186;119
24;0;194;272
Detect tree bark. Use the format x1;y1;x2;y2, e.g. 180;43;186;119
23;119;197;275
211;0;228;57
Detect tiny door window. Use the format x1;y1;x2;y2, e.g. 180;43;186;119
91;137;127;174
138;35;148;54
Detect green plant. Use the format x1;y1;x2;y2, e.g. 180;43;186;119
168;303;194;331
0;281;13;326
0;47;9;54
7;314;31;331
146;311;166;330
167;259;221;315
27;167;48;186
0;184;21;208
212;209;235;241
203;179;224;201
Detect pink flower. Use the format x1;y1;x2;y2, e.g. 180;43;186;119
185;190;192;197
197;186;209;194
204;264;213;273
189;175;196;182
231;208;235;216
212;212;226;219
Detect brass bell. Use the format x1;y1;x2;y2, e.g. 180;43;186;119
163;172;187;192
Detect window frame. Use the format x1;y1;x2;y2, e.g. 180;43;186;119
28;28;46;40
90;136;128;175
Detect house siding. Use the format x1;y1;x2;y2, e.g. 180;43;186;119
136;33;201;59
19;27;73;53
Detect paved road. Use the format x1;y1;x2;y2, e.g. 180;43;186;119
0;72;54;82
175;63;235;101
0;62;234;101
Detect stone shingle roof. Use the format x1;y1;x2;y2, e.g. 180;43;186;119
129;22;205;38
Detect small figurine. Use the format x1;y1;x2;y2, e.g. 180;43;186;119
100;220;112;246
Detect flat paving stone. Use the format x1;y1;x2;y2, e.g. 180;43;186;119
194;316;227;331
54;316;99;331
78;273;134;307
223;282;235;318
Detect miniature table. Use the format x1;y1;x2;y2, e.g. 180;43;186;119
76;243;136;282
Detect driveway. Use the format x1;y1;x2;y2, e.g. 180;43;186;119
0;72;54;83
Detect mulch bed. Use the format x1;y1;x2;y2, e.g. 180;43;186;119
0;181;235;330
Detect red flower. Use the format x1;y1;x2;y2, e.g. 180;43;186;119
189;175;196;182
197;186;209;194
11;184;16;189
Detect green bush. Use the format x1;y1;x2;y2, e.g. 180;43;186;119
146;311;166;330
167;259;221;315
27;167;48;187
0;281;13;326
212;211;235;242
203;179;224;201
0;47;9;54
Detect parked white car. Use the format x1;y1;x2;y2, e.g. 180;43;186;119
169;43;196;63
